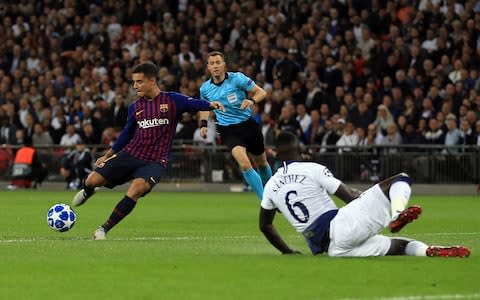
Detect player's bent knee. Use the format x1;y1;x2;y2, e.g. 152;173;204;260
393;173;411;185
85;172;105;187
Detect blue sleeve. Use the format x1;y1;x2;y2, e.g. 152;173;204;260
169;92;211;115
199;84;208;101
112;103;136;152
235;72;255;92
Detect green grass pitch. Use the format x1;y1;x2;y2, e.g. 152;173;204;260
0;190;478;300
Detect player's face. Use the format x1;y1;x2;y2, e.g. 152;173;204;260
207;55;226;77
132;73;155;97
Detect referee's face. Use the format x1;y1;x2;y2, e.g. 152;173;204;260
207;55;226;78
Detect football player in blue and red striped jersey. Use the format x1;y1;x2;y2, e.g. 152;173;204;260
72;61;224;240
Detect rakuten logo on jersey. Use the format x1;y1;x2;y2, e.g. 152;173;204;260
137;118;169;128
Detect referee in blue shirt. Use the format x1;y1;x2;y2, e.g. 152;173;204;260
199;51;272;200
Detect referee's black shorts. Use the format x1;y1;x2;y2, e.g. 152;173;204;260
217;118;265;155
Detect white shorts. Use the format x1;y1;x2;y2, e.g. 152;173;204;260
328;184;392;257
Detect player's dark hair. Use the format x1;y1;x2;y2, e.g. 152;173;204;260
132;62;158;79
275;131;301;160
207;51;225;61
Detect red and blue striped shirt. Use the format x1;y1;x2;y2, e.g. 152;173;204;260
112;92;211;166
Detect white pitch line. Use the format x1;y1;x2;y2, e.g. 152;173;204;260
339;293;480;300
403;232;480;237
0;239;39;243
113;235;259;241
0;235;261;243
0;232;479;244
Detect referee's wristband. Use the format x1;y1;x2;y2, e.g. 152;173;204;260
200;120;208;128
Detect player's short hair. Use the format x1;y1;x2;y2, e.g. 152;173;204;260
207;51;225;61
132;61;158;79
275;131;300;157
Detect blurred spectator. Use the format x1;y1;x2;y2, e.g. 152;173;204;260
304;110;322;145
0;115;17;144
276;106;303;141
255;47;275;84
459;118;475;147
475;120;480;146
111;95;128;130
442;115;462;154
60;139;94;190
32;123;53;151
318;119;341;153
81;123;101;146
350;101;374;130
321;56;343;94
273;47;300;86
336;120;359;153
380;123;402;154
60;124;82;148
304;78;323;112
295;104;311;135
424;118;445;145
260;112;276;147
373;104;394;136
175;112;197;141
9;143;47;189
0;0;478;163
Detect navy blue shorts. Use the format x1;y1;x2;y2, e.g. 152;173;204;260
217;118;265;155
94;151;166;192
303;209;338;255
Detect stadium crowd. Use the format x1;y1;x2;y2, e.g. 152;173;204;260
0;0;479;158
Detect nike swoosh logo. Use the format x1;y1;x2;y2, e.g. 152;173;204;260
150;177;156;183
136;110;144;116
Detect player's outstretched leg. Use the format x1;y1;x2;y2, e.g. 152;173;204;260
72;173;105;206
426;246;471;258
72;187;97;206
388;239;470;258
93;195;138;240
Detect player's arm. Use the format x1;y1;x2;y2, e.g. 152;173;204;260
259;208;301;255
241;84;267;109
195;87;222;138
172;92;224;113
334;183;362;204
173;92;224;139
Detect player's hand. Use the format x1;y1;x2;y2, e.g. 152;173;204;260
240;99;255;110
200;127;208;138
95;155;107;167
210;101;225;112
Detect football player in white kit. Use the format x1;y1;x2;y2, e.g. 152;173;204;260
259;131;470;258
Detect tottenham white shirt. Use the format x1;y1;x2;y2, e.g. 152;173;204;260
261;161;341;233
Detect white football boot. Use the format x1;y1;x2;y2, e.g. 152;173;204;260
93;227;106;240
72;188;98;207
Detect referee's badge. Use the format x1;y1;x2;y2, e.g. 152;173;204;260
227;93;237;104
159;104;169;113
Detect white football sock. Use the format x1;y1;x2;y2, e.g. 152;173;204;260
389;181;411;220
405;240;428;256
